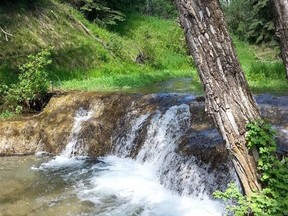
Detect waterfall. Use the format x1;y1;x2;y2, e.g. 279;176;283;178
61;107;93;157
33;95;233;215
37;107;93;169
113;104;234;197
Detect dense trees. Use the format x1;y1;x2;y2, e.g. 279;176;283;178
176;0;261;195
221;0;275;45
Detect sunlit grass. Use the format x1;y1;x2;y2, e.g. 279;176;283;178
60;70;194;91
0;2;286;95
233;37;287;94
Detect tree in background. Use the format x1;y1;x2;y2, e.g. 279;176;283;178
65;0;177;21
271;0;288;79
222;0;275;45
176;0;261;195
63;0;125;26
247;0;275;44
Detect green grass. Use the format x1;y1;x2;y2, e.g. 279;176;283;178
51;12;195;91
0;110;16;119
0;2;194;92
60;69;193;91
234;38;288;94
0;1;286;95
245;61;288;94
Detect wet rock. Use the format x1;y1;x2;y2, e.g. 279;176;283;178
0;119;40;156
0;92;287;160
255;94;288;155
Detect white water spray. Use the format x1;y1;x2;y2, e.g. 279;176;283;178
36;107;93;170
35;102;228;215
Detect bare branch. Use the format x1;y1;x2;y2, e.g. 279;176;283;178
0;26;13;42
78;21;116;59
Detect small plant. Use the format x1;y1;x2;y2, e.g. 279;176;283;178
0;110;15;119
1;49;52;114
214;120;288;215
213;182;250;215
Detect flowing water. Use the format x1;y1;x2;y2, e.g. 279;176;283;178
0;99;233;216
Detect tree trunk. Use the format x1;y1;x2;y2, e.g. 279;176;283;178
176;0;261;195
271;0;288;79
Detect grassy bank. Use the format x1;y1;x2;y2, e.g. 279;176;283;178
234;38;288;94
0;0;286;95
58;14;197;91
0;1;195;92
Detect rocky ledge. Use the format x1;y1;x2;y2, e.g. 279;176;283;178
0;92;287;165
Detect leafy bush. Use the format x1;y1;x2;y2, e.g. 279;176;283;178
0;49;52;114
214;120;288;215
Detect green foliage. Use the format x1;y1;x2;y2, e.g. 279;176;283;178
144;0;177;18
0;49;51;113
247;0;275;45
222;0;252;41
232;37;287;94
222;0;275;45
0;0;285;96
246;120;278;183
0;110;15;119
0;0;192;92
64;0;125;26
102;0;177;19
213;182;250;215
214;120;288;215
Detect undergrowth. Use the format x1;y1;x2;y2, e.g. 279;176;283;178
233;38;287;94
214;120;288;216
0;49;51;115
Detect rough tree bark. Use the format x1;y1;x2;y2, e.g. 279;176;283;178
176;0;261;195
271;0;288;79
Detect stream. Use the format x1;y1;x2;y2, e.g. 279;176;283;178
1;78;288;216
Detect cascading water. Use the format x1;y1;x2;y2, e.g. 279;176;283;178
113;103;234;197
32;97;233;216
37;107;94;169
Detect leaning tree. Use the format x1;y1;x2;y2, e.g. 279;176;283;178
271;0;288;79
176;0;261;195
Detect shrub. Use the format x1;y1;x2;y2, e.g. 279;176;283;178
214;120;288;215
0;49;52;114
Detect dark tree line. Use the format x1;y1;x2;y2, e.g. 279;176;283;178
222;0;275;45
63;0;177;26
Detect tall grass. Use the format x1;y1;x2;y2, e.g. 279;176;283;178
246;61;288;94
233;37;288;94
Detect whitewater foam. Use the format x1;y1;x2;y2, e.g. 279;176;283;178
76;156;225;216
